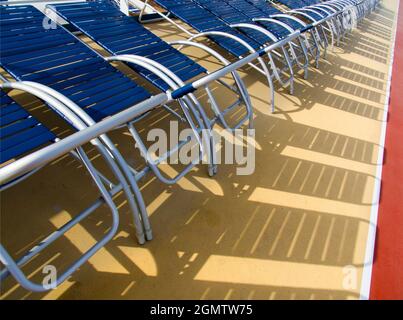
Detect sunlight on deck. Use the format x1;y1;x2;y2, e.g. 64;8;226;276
248;187;374;219
50;211;130;274
194;255;359;292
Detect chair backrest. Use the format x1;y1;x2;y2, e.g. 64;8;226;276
226;0;280;18
154;0;260;56
250;0;309;29
276;0;307;10
0;5;150;122
224;0;292;39
245;0;284;15
192;0;274;45
0;90;55;164
48;1;206;91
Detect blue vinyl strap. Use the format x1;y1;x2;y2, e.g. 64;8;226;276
171;83;196;99
300;24;314;33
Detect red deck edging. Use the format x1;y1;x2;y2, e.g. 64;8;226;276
369;2;403;300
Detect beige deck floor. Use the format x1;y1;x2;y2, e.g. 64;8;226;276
0;0;399;300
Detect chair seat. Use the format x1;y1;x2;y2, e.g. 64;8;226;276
194;0;275;45
155;0;260;57
0;90;55;164
277;0;308;10
0;5;151;122
296;9;325;22
49;1;207;91
244;0;282;16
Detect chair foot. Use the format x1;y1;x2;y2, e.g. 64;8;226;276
145;229;153;241
208;164;218;177
289;79;294;95
137;233;146;245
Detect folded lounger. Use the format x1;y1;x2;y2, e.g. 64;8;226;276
145;0;305;110
203;0;327;69
46;0;253;133
303;0;359;30
232;0;331;55
324;0;377;20
0;4;212;246
276;0;359;36
229;0;335;51
0;86;132;291
275;0;344;35
188;0;318;79
274;0;342;47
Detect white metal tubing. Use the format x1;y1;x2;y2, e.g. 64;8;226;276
187;31;301;91
225;24;294;88
289;9;332;48
251;18;310;72
254;17;295;33
188;31;275;110
0;92;168;184
21;81;151;241
229;22;297;89
231;22;279;42
105;55;207;156
0;182;121;281
0;90;124;292
0;0;79;4
169;40;254;129
0;83;147;243
141;0;195;36
0;27;327;185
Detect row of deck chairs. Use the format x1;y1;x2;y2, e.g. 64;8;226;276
0;0;378;291
143;0;379;108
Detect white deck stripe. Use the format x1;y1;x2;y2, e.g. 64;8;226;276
359;0;401;300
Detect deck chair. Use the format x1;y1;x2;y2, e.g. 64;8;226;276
246;0;331;49
310;0;373;33
231;0;331;56
189;0;317;78
0;4;212;245
0;86;129;291
220;0;326;69
283;0;365;35
329;0;375;20
145;0;310;81
141;0;305;111
277;1;341;47
46;0;253;137
275;0;350;38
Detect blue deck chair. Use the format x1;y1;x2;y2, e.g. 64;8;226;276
0;86;131;291
308;1;369;34
0;4;209;245
56;2;300;92
46;0;253;134
146;0;303;110
0;91;55;166
231;0;331;56
189;0;315;78
327;0;374;20
276;0;356;37
219;0;326;70
273;1;339;47
270;1;343;46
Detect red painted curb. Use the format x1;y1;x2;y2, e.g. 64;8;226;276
369;2;403;300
